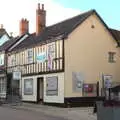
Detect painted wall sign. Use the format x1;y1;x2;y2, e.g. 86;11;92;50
36;52;46;63
0;54;4;66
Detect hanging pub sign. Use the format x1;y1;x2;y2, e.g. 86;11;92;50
13;71;21;80
103;75;112;89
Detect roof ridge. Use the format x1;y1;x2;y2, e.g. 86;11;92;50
109;28;120;32
46;9;95;28
8;9;96;52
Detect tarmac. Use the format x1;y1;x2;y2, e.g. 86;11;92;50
1;102;97;120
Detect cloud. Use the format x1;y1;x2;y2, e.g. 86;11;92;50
0;0;81;36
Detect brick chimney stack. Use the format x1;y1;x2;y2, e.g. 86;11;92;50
36;3;46;35
19;18;29;35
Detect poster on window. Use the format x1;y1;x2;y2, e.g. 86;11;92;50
47;42;55;70
24;78;33;95
46;76;58;96
72;72;84;93
103;75;112;88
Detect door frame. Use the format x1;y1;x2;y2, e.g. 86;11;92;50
37;77;44;102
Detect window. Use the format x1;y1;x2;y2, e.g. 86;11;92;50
108;52;116;63
11;55;16;66
0;77;6;98
27;49;33;64
46;76;58;96
24;78;33;95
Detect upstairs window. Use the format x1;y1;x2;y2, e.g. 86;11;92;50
108;52;116;63
27;49;33;64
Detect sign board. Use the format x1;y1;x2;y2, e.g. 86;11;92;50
13;71;21;80
103;75;112;88
0;54;4;66
83;84;97;97
72;72;84;92
36;52;46;63
47;42;55;70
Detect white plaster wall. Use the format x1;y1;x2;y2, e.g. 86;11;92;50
21;72;64;103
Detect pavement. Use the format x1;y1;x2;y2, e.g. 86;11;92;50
1;102;97;120
0;106;68;120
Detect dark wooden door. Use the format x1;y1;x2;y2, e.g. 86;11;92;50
37;78;40;102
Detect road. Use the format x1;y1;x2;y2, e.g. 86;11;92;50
0;106;68;120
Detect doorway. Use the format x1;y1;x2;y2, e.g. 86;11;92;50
37;77;44;102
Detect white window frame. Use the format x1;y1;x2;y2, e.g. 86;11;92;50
27;49;33;64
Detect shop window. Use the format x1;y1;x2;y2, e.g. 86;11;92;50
108;52;116;63
24;78;33;95
46;76;58;96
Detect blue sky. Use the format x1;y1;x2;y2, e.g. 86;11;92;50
54;0;120;30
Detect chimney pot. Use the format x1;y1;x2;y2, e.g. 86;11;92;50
19;18;29;35
0;24;3;29
42;4;44;10
36;3;46;35
38;3;40;9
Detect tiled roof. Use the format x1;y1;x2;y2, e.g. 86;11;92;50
10;33;37;51
10;9;95;51
7;9;120;52
109;28;120;46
